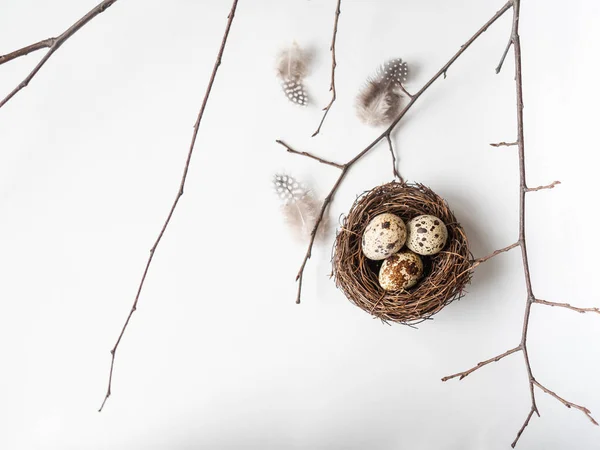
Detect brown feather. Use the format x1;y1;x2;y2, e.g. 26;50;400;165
356;58;408;126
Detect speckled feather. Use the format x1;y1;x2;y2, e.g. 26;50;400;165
356;58;408;126
273;174;319;241
276;43;309;106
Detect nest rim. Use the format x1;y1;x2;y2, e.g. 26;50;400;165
333;181;472;325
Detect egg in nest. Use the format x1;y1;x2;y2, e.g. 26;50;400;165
406;215;448;256
361;213;407;260
379;250;424;290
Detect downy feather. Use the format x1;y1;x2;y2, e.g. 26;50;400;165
273;174;321;242
276;43;310;106
356;58;408;126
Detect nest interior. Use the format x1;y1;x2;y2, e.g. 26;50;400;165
333;181;472;325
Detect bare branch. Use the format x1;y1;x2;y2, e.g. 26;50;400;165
442;346;521;381
451;1;595;445
312;0;342;137
525;180;560;192
490;141;517;147
534;299;600;314
533;380;599;426
98;0;240;411
276;140;344;169
0;0;119;110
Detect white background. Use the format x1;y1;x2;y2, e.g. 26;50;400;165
1;0;599;449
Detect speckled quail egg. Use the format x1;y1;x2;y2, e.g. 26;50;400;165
379;250;424;291
361;213;407;260
406;215;448;256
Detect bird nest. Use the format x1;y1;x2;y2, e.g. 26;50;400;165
333;181;472;325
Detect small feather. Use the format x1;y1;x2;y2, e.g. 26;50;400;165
273;174;323;242
276;43;310;106
356;58;409;126
276;42;309;81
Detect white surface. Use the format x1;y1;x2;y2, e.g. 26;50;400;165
1;0;599;449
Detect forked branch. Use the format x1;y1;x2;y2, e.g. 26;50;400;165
0;38;56;65
98;0;239;411
443;0;598;446
0;0;119;110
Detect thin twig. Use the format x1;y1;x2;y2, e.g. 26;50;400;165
397;83;414;99
534;299;600;314
490;141;517;147
0;0;119;110
525;180;560;192
312;0;342;137
444;1;597;446
470;241;520;269
98;0;239;412
495;35;513;74
276;140;344;169
533;380;598;425
441;346;521;381
511;408;536;448
282;1;513;303
294;168;348;303
386;134;402;181
0;38;56;65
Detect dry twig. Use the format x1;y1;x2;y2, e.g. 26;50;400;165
0;0;119;110
525;180;561;192
534;299;600;314
312;0;342;137
442;1;597;446
470;241;519;269
98;0;240;412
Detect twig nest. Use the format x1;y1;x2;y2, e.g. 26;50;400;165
406;215;448;255
333;181;472;325
379;250;424;290
361;213;407;260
